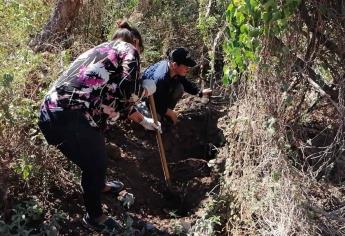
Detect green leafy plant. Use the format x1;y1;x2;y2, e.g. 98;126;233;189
223;0;301;84
188;215;221;236
0;200;42;235
0;202;65;236
13;156;33;181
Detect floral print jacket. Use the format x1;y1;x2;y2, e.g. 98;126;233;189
40;40;144;130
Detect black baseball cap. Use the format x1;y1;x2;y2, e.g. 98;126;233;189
169;47;197;67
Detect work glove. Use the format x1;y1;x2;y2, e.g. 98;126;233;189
139;116;162;133
200;88;213;104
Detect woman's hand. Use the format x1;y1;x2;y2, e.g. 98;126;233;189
139;117;162;133
128;111;162;133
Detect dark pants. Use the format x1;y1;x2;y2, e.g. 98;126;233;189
38;110;106;219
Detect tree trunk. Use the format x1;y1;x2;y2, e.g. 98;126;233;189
29;0;82;52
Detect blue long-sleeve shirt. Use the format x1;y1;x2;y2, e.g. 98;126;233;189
142;60;200;115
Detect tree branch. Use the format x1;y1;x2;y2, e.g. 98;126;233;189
299;0;345;62
272;36;338;99
271;37;340;113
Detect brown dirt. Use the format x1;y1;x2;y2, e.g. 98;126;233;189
54;95;226;235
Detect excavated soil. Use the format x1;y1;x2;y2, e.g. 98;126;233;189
59;95;226;235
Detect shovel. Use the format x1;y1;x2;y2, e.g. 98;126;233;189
148;95;172;188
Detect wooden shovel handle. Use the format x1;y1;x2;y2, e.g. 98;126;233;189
148;96;171;188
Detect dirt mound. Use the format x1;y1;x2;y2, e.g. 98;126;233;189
101;96;225;234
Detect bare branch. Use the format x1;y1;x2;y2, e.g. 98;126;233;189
272;37;338;103
299;0;345;62
303;72;341;114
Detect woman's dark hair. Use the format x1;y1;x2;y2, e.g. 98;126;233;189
112;20;144;52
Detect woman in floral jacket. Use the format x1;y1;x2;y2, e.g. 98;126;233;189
38;21;158;232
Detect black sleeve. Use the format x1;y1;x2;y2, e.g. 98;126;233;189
180;77;200;95
117;51;144;101
153;90;169;116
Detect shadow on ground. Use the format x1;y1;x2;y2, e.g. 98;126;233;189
101;98;226;234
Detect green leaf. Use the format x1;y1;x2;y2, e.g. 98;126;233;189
271;171;281;182
234;10;245;25
1;73;14;87
250;0;258;8
222;67;238;85
227;3;234;12
239;33;249;45
262;11;272;23
223;67;230;85
244;50;255;60
263;0;276;10
245;0;256;17
240;23;249;33
248;26;261;37
272;11;282;21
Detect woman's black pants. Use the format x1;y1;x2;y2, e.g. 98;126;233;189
38;110;106;219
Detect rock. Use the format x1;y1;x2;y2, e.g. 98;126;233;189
117;191;135;209
145;223;156;231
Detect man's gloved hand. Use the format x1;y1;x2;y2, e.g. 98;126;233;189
201;88;213;104
139;116;162;133
202;88;212;96
165;109;178;125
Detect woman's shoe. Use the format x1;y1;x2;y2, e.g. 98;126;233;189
102;180;124;195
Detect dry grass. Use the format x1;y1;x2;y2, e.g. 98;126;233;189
216;69;345;235
219;78;313;235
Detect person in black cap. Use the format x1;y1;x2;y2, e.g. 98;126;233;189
141;47;212;124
